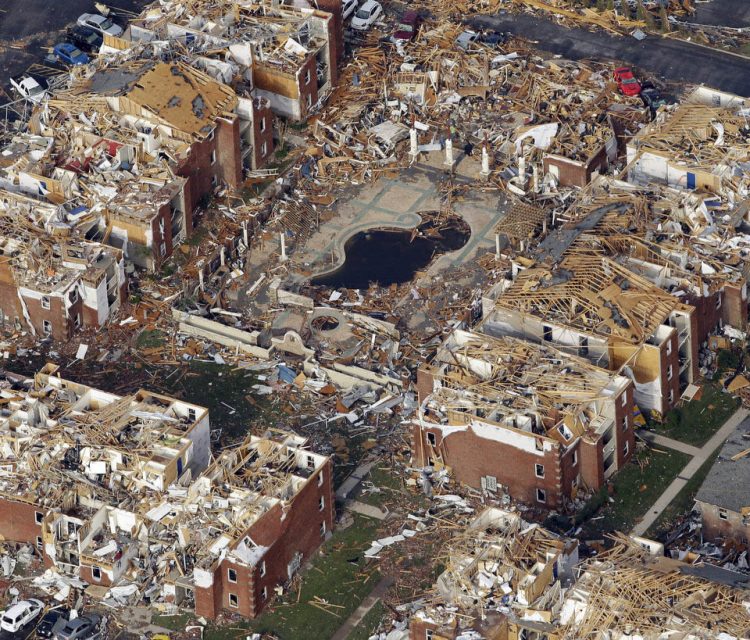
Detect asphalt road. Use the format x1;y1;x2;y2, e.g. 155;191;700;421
0;0;150;103
469;12;750;96
689;0;750;29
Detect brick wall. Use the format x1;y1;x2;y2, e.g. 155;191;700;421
297;57;320;120
0;499;44;547
414;423;566;508
197;460;335;619
614;384;636;470
315;0;343;83
723;283;748;331
21;292;71;341
698;501;750;545
579;436;603;491
252;103;275;169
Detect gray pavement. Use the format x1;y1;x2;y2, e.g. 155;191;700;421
469;12;750;96
639;431;701;457
632;407;750;536
330;575;394;640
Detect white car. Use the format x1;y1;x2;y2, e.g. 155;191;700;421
342;0;359;20
351;0;383;30
10;75;48;104
1;599;44;633
77;13;123;38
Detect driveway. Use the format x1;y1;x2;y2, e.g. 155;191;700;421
469;12;750;96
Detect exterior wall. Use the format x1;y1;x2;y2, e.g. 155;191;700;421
252;102;275;169
20;291;71;342
543;145;607;188
0;498;44;547
698;501;750;545
80;562;114;587
195;461;335;619
579;437;603;491
296;56;320;120
176;116;242;215
315;0;343;83
412;422;566;508
723;282;748;331
614;385;636;470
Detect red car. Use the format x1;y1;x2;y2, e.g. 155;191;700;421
614;67;642;97
393;11;421;42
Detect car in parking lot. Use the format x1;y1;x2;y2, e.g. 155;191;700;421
54;613;103;640
351;0;383;30
342;0;358;20
0;599;44;633
77;13;123;38
66;26;103;53
53;43;90;66
37;607;70;639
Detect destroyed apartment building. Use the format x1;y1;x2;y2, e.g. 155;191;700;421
412;329;635;507
409;512;750;640
125;0;341;122
0;190;126;340
408;507;579;640
627;97;750;195
480;253;695;417
0;364;333;620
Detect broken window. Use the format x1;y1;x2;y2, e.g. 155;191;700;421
307;455;315;470
43;320;52;335
572;450;578;467
623;441;629;457
717;294;722;310
260;561;266;577
667;365;673;381
35;511;43;525
208;129;215;141
260;117;266;133
426;631;434;640
320;521;326;537
622;415;628;431
261;586;268;601
228;568;237;583
36;536;43;550
229;593;238;608
543;325;552;342
578;336;589;357
41;296;50;310
188;407;196;422
69;289;78;304
317;471;324;487
261;141;268;158
719;509;729;520
92;566;102;581
305;69;311;85
669;389;675;404
536;488;546;503
319;496;325;512
210;150;216;166
426;432;436;446
621;392;627;408
535;464;545;478
74;314;81;329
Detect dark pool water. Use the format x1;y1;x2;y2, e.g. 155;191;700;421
312;224;470;289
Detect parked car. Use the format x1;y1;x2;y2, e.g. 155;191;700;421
0;598;44;633
613;66;641;97
54;613;103;640
351;0;383;30
37;608;70;639
342;0;359;20
10;75;48;104
393;11;421;42
66;25;103;53
53;43;90;66
455;29;479;50
640;81;668;112
77;13;123;37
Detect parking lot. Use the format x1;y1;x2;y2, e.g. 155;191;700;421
0;1;151;104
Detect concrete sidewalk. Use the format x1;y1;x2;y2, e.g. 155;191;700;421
639;432;701;457
632;407;749;536
330;575;394;640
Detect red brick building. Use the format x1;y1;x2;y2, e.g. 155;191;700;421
0;367;333;620
412;330;634;508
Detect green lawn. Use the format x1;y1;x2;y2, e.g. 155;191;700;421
202;513;383;640
349;600;386;640
655;383;739;447
646;445;723;540
578;447;691;539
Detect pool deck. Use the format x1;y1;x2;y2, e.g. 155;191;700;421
292;152;509;280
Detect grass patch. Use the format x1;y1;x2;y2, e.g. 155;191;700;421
150;613;191;632
349;600;386;640
159;360;278;443
655;383;739;446
204;514;383;640
578;447;691;539
646;445;723;540
136;329;165;350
